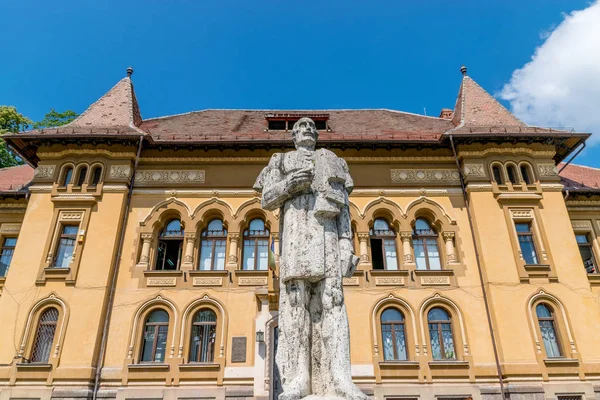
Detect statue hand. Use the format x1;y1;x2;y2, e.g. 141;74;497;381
287;169;313;193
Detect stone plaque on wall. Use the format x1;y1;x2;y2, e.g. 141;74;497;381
420;276;450;286
146;277;177;287
231;336;247;363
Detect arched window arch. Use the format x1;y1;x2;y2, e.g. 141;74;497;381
242;218;269;271
75;166;87;187
90;165;103;187
30;307;59;363
427;307;455;360
519;162;535;185
381;308;407;361
413;218;441;270
189;309;217;363
506;164;518;184
491;163;504;184
155;219;184;270
61;166;73;187
535;303;562;358
140;309;169;363
370;218;398;270
199;219;227;271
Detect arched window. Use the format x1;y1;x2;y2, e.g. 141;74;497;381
75;167;87;187
506;164;518;184
140;310;169;363
381;308;407;361
520;164;534;185
492;165;504;184
242;219;269;271
413;218;441;270
428;307;455;360
536;303;562;358
190;309;217;363
199;219;227;271
61;167;73;187
30;307;59;363
90;166;102;187
155;219;184;270
370;218;398;270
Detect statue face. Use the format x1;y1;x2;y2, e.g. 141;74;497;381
292;118;318;148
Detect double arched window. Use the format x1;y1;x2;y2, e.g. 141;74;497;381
381;308;407;361
535;303;562;358
413;218;441;270
155;219;184;270
199;219;227;271
140;310;169;363
242;219;269;270
427;307;455;360
190;309;217;363
30;307;59;363
370;218;398;270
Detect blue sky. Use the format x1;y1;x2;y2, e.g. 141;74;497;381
2;0;598;166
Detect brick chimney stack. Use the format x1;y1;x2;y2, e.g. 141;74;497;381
439;108;453;119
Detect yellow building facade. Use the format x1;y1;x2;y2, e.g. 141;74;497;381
1;69;599;400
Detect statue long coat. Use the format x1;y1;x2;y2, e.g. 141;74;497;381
254;148;356;283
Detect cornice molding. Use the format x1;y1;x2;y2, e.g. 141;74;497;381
139;156;456;164
391;169;460;184
38;149;136;160
458;147;556;158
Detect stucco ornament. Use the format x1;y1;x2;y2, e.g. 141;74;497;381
254;118;366;400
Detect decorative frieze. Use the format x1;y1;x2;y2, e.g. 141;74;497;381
510;209;533;219
538;163;558;177
571;220;592;230
375;276;405;286
134;170;205;185
34;165;55;179
193;277;223;286
238;277;268;286
59;211;83;221
420;276;451;286
391;169;460;184
0;223;21;234
110;165;132;179
146;277;177;287
462;164;485;177
342;277;360;286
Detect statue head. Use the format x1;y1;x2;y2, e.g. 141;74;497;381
291;117;319;150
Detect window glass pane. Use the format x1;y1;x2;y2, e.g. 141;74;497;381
54;237;75;268
415;218;431;231
539;320;562;358
257;239;269;270
207;219;223;232
518;235;538;264
515;223;531;233
507;166;517;183
579;244;596;273
155;325;168;362
91;167;102;185
268;120;286;130
394;324;407;360
214;239;226;270
426;239;441;270
381;324;394;361
370;238;384;270
243;240;255;270
414;239;427;270
441;323;455;359
4;237;17;246
76;167;87;186
199;241;213;271
63;225;78;235
428;308;450;321
161;241;181;270
492;166;503;183
31;308;58;363
520;165;532;184
383;239;397;270
163;220;182;236
374;219;389;231
249;219;265;232
429;323;442;360
0;238;16;276
576;234;589;244
190;323;216;362
287;120;299;130
314;120;327;130
194;309;216;322
62;168;73;186
147;310;169;323
381;309;403;322
141;325;156;362
535;304;552;318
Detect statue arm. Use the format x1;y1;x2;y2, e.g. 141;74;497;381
254;154;291;211
338;205;360;278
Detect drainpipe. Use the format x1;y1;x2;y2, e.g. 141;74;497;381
449;135;507;400
558;141;585;173
92;136;144;400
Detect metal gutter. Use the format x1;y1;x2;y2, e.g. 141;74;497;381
449;135;506;400
92;135;144;400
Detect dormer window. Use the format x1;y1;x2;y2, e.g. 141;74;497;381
265;113;329;131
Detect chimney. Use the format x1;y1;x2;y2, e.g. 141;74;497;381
439;108;454;119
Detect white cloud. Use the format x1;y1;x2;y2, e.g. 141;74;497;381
500;1;600;144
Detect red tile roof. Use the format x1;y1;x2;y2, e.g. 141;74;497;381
0;165;34;192
559;163;600;190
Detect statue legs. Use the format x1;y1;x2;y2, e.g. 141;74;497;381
277;280;311;400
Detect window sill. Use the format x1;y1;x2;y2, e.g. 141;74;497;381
179;363;220;371
143;270;184;277
43;267;71;276
127;363;170;371
523;264;552;279
16;362;53;371
543;358;579;366
587;273;600;286
428;360;469;368
188;270;229;276
234;269;270;276
378;361;419;369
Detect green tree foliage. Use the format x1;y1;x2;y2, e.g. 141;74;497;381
0;106;33;167
33;109;78;129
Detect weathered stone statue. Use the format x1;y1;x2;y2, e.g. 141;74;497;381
254;118;367;400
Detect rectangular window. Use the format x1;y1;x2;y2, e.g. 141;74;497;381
576;234;597;273
515;223;539;264
0;237;17;276
243;239;269;270
199;239;226;271
53;225;78;268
